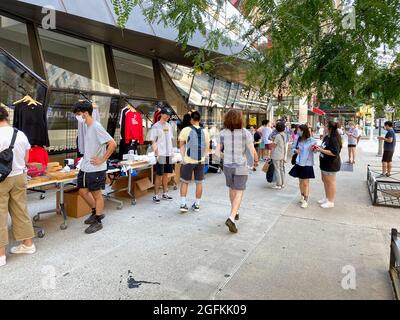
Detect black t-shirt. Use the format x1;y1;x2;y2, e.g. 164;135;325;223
319;135;342;172
254;132;261;149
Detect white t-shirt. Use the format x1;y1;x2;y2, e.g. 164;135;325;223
262;126;272;144
150;121;174;157
0;126;30;177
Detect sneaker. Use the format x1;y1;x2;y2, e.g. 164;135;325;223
320;201;334;209
299;196;304;204
225;218;238;233
191;203;200;212
10;243;36;255
386;173;391;177
272;186;282;190
317;198;327;204
153;196;161;204
84;221;103;234
0;256;6;267
180;204;189;213
162;194;173;201
235;213;240;221
300;200;308;208
84;213;105;225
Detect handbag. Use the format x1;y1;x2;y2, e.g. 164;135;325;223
291;138;299;165
262;160;270;173
266;160;275;183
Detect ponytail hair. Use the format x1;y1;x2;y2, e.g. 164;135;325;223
327;121;342;147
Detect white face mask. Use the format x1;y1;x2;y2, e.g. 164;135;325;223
75;115;85;123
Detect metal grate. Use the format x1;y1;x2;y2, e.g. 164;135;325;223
367;165;400;208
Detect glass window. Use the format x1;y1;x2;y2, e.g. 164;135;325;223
113;49;156;98
189;73;214;106
0;16;33;68
210;78;230;108
162;61;194;101
38;28;119;94
226;82;239;108
0;48;47;125
161;72;187;117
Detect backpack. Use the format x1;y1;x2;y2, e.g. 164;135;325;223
0;128;18;182
186;126;206;161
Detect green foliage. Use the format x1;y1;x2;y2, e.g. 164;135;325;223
113;0;400;110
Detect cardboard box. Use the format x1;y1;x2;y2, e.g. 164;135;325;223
56;188;91;219
111;169;154;199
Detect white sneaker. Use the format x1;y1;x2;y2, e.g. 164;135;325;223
272;186;282;190
10;243;36;255
318;198;327;204
299;196;304;204
300;200;308;208
320;201;334;209
0;256;6;267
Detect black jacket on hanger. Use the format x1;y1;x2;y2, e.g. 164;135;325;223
13;101;50;147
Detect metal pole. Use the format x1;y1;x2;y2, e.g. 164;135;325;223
378;118;383;156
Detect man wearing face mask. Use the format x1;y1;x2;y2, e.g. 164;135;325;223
73;101;116;234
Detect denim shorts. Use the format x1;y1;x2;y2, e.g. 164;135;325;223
223;166;248;191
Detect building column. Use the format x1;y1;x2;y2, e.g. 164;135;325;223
298;96;308;124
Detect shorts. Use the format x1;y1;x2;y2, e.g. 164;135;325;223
180;163;205;184
321;170;337;176
155;156;174;176
265;144;273;151
223;166;248;191
77;170;106;191
382;150;394;163
348;144;357;148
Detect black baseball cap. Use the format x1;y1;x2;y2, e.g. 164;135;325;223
160;107;173;116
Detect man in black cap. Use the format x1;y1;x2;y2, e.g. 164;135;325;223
150;107;175;203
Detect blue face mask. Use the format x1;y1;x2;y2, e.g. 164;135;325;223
298;131;302;137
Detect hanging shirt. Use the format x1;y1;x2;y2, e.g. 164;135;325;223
28;146;49;167
13;101;49;147
80;122;113;173
77;108;100;155
124;111;144;144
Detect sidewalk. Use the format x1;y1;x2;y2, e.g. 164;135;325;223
0;139;398;300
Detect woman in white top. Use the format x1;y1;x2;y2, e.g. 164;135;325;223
0;107;36;267
346;122;359;164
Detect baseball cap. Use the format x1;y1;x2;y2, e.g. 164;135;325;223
160;107;173;116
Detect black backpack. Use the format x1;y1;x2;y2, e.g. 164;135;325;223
187;126;206;161
0;128;18;183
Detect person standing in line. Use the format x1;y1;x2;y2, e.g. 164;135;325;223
178;111;210;213
74;101;116;234
0;107;36;267
315;121;342;208
378;121;397;177
216;110;258;233
258;120;273;160
248;125;262;169
151;107;175;203
270;121;287;190
346;121;360;164
289;124;317;208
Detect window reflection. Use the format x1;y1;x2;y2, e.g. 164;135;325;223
189;73;214;106
162;61;193;101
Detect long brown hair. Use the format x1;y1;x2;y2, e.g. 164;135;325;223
298;124;311;141
224;109;243;131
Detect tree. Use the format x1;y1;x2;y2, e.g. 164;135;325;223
112;0;400;109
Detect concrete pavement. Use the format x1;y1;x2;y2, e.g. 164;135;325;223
0;138;398;300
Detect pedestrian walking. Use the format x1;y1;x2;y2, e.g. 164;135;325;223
178;111;210;213
315;121;342;208
270;121;287;190
0;107;36;267
258;120;273;160
216;110;258;233
378;121;396;177
150;107;175;203
346;121;360;164
74;101;117;234
289;124;317;208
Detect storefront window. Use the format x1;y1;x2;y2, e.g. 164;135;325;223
113;49;156;98
0;15;33;68
0;48;47;124
161;72;187;117
210;78;230;108
162;61;193;101
226;82;239;107
189;73;214;106
38;28;119;94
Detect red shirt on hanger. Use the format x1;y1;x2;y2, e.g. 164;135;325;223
124;111;144;144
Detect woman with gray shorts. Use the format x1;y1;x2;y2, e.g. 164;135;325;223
216;110;259;233
315;121;342;209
